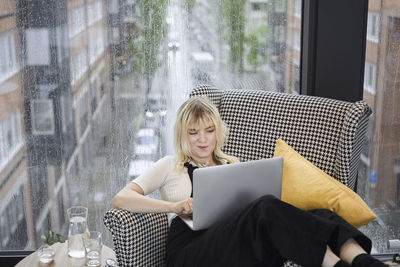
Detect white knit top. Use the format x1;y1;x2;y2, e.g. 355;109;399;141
131;155;191;225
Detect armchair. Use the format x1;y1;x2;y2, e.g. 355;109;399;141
104;85;372;266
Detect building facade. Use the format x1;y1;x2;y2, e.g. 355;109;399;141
0;0;113;249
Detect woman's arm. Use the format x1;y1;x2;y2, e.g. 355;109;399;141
112;182;193;215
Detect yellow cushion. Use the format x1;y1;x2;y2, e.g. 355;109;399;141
273;139;376;228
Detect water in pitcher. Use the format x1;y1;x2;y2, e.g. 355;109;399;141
68;216;89;258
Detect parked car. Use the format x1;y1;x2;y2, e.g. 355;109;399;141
168;41;181;51
134;128;159;157
143;96;167;129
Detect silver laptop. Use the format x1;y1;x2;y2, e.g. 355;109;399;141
180;157;283;230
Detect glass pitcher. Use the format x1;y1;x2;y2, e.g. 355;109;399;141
67;206;89;258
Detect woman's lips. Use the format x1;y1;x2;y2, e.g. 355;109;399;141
198;146;208;150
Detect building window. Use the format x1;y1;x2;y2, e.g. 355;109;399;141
274;25;285;43
29;165;49;217
16;187;25;222
35;212;51;247
82;138;90;167
89;30;105;65
293;30;301;51
0;110;23;170
275;0;286;13
252;3;261;11
4;186;26;238
0;215;9;248
31;99;55;135
0;30;18;83
57;189;65;231
26;28;51;66
79;89;89;136
90;79;98;114
88;1;104;26
71;49;88;84
251;2;268;12
60;96;67;133
69;6;85;37
294;63;300;94
364;61;377;95
108;0;119;14
99;68;105;98
367;12;380;43
395;157;400;207
294;0;301;18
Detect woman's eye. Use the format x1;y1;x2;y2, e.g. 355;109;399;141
207;129;215;133
188;131;197;135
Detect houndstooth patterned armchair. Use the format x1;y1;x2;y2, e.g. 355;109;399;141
104;85;372;267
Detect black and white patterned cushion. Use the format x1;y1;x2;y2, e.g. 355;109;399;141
104;85;372;266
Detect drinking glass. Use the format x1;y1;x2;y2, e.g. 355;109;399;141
37;244;55;263
83;231;102;267
67;206;89;258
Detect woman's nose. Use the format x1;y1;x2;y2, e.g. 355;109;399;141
198;132;206;142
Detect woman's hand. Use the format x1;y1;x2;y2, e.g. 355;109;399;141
171;198;193;215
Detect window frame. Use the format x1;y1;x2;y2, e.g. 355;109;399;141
300;0;400;259
300;0;368;102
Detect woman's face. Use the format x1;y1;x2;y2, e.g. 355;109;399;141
187;117;216;164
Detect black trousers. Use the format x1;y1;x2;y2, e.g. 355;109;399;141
166;195;371;267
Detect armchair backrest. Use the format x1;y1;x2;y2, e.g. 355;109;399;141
190;85;372;190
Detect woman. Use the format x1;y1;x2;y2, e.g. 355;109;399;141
113;96;385;267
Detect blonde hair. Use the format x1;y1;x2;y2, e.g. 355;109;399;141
174;96;238;170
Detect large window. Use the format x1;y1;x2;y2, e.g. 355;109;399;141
360;5;400;252
0;0;399;259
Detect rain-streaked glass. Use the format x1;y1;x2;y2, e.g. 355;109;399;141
0;0;398;255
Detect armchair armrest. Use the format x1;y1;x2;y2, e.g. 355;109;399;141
104;208;168;267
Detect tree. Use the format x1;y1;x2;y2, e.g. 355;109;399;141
129;0;167;94
220;0;246;73
184;0;196;14
244;26;267;72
